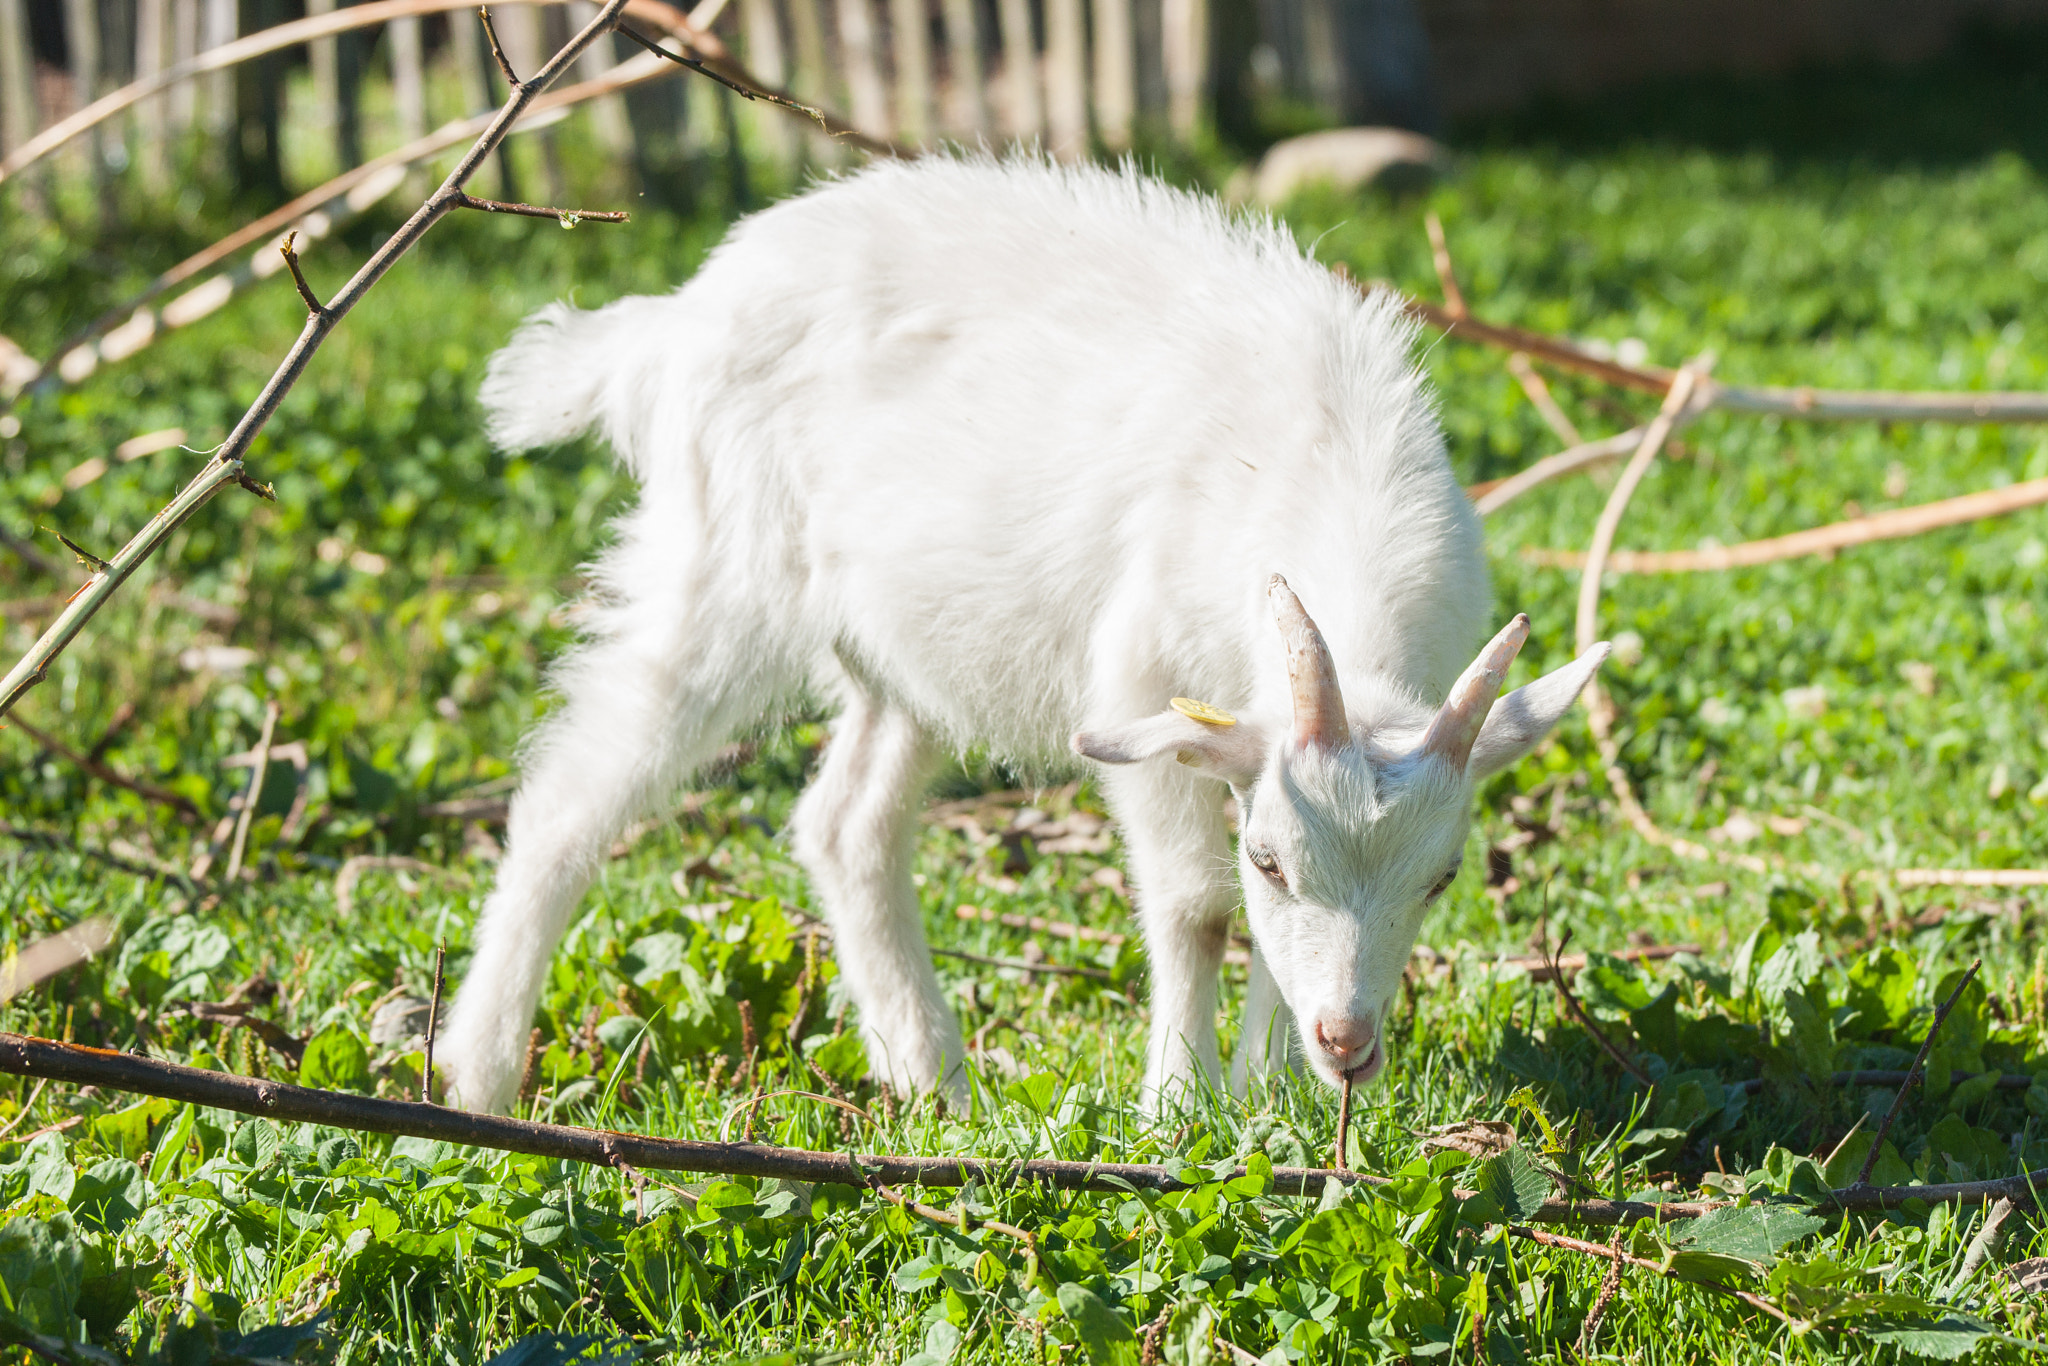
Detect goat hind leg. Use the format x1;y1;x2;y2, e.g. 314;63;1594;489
438;624;774;1113
790;695;966;1109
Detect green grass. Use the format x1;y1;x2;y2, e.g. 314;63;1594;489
7;33;2048;1366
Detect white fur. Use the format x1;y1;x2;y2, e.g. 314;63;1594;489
438;154;1603;1115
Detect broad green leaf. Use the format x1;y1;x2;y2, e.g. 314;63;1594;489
298;1023;372;1091
1057;1282;1135;1362
697;1180;763;1224
1845;947;1918;1034
0;1216;84;1334
1861;1315;1996;1360
1163;1302;1218;1366
66;1159;144;1234
1465;1147;1551;1223
803;1031;867;1087
1006;1073;1061;1116
1672;1205;1826;1265
1575;953;1654;1018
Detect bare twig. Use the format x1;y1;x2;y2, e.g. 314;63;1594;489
1335;1070;1354;1171
1525;475;2048;574
1505;1226;1792;1325
0;917;116;1003
477;5;522;85
1853;959;1981;1187
277;233;325;316
612;21;841;130
1575;359;1711;655
1386;288;2048;421
3;712;200;820
0;0;669;719
223;700;279;883
0;1079;48;1140
452;192;629;224
930;945;1112;981
1540;924;1651;1088
1506;352;1584;448
1423;212;1467;318
173;1002;308;1066
47;529;110;572
423;942;446;1104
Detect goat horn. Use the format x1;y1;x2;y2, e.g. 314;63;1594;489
1269;575;1350;751
1419;614;1531;770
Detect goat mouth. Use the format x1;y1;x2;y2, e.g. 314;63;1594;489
1339;1039;1385;1085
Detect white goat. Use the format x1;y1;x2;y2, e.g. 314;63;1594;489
436;155;1609;1114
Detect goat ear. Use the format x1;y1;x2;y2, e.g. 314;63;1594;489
1071;710;1269;786
1464;643;1612;782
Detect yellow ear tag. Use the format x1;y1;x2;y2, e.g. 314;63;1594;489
1170;697;1237;727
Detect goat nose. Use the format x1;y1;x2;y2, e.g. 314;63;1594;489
1314;1016;1374;1059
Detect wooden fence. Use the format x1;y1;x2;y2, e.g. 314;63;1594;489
0;0;1378;206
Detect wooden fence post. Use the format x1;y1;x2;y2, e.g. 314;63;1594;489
994;0;1039;141
65;0;103;177
134;0;169;183
169;0;197;131
937;0;984;137
0;0;35;160
834;0;891;140
1091;0;1133;147
1161;0;1204;141
389;13;426;140
738;0;795;162
887;0;932;144
568;0;632;157
1043;0;1086;156
202;0;234;144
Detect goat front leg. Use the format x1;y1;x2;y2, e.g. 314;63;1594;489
1231;946;1296;1096
1102;763;1237;1112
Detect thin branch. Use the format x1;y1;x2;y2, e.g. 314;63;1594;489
1504;1226;1793;1325
453;192;629;224
223;700;279;882
930;945;1111;981
1335;1071;1354;1172
46;528;111;573
423;942;446;1104
1423;212;1467;318
612;21;840;130
1539;925;1651;1087
1386;286;2048;421
0;918;116;1004
0;0;634;718
477;5;523;86
1506;352;1584;447
1575;358;1710;655
1523;475;2048;574
1854;959;1981;1187
3;712;200;821
278;233;326;316
0;1079;48;1140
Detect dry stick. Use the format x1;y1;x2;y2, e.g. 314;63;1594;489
1852;959;1982;1188
422;943;447;1104
0;0;635;719
2;712;200;820
1504;1226;1793;1326
278;233;324;315
1523;475;2048;574
222;700;279;883
1506;352;1584;448
1423;211;1468;319
930;946;1112;981
452;191;628;223
8;1032;2047;1221
1334;1071;1354;1172
1575;360;1708;655
1469;428;1648;514
611;20;856;135
0;1079;48;1141
0;0;810;184
1388;290;2048;422
1540;926;1651;1088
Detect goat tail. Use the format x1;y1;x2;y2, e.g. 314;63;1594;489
480;299;639;453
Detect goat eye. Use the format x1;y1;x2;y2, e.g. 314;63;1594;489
1248;847;1283;880
1426;867;1459;901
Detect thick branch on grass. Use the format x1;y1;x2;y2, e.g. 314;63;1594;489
3;713;200;821
1468;428;1647;514
7;1032;2046;1225
1507;352;1583;447
0;0;634;719
1524;475;2048;574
